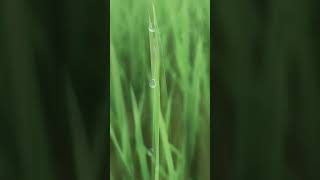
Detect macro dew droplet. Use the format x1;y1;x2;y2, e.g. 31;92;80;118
147;148;154;157
149;79;156;88
149;22;155;33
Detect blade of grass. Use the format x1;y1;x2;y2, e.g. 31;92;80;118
130;88;150;180
149;2;161;180
110;42;134;178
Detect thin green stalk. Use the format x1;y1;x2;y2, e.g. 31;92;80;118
130;89;150;180
149;2;161;180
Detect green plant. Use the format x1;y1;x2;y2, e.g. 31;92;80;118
148;2;161;180
110;0;210;179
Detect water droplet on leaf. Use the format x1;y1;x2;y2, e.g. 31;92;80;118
149;22;155;33
149;79;156;88
147;148;154;157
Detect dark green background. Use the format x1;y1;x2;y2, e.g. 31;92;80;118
214;0;320;180
0;0;108;179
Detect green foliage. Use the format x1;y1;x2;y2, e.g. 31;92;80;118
110;0;210;179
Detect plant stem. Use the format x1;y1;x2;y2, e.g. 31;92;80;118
149;2;161;180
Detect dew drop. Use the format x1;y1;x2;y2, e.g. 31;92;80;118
149;79;156;88
147;148;154;157
149;22;155;33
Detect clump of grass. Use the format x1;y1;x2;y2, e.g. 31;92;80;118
110;0;210;179
148;2;177;180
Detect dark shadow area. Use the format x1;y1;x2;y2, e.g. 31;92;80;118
213;0;320;179
0;0;109;179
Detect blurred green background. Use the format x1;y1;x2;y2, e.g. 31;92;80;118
214;0;320;180
0;0;107;179
110;0;210;179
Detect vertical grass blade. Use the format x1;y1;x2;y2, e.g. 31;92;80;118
149;2;161;180
130;88;150;180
